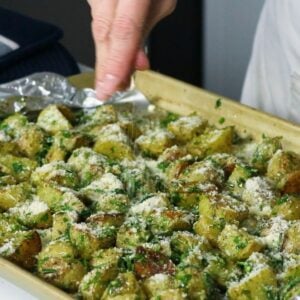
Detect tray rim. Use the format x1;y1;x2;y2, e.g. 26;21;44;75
134;70;300;151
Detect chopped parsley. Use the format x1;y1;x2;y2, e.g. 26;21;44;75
42;268;57;274
215;98;222;109
62;130;72;138
177;273;192;287
11;162;24;174
218;117;226;124
237;261;253;273
157;161;170;172
233;236;248;250
160;112;179;127
276;195;289;205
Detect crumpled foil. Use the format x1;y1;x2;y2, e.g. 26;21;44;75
0;72;149;117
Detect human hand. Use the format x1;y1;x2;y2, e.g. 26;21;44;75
88;0;177;100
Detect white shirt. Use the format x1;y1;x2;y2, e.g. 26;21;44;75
241;0;300;124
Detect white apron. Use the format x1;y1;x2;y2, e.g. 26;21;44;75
241;0;300;124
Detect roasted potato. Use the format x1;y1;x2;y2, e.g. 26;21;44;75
0;154;37;182
17;124;49;159
37;239;86;292
227;263;277;300
1;230;41;270
116;216;151;249
0;182;32;211
187;127;234;158
101;272;146;300
167;115;207;143
282;221;300;254
31;161;79;188
136;129;175;157
68;147;107;186
217;224;264;260
251;136;282;172
79;267;118;300
0;113;28;137
9;197;52;229
46;130;91;162
69;223;116;259
80;172;125;202
267;150;300;193
93;124;133;160
143;273;176;298
37;105;74;134
272;194;300;221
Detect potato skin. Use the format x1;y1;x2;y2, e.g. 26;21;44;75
282;222;300;254
17;124;48;159
37;239;86;292
133;246;175;279
272;195;300;221
38;257;86;292
0;154;37;182
101;272;146;300
251;136;282;172
135;129;175;157
187;127;234;158
31;161;79;189
1;113;28;137
217;224;263;260
116;217;151;249
69;223;116;259
267;150;300;193
0;183;31;212
167;115;207;143
93;124;133;160
79;268;115;300
37;105;73;135
46;130;91;162
227;265;277;300
3;230;42;270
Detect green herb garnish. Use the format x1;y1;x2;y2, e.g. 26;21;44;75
218;117;225;124
215;98;222;109
233;236;248;249
12;162;24;174
160;112;179;127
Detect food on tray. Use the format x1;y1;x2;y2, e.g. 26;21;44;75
0;103;299;299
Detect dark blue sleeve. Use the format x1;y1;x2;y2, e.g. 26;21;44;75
0;7;79;82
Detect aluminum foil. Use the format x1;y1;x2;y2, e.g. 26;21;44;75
0;72;150;117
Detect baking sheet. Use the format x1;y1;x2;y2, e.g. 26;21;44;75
0;70;299;299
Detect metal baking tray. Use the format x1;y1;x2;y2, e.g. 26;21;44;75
0;70;299;299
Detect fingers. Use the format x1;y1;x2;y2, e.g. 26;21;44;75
90;0;177;100
135;48;150;70
96;0;151;100
90;0;118;87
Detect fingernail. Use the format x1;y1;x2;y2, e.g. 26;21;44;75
96;74;120;100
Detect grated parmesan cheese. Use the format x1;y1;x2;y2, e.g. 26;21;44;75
260;217;289;250
0;240;15;256
10;196;49;216
130;193;169;215
242;177;275;216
